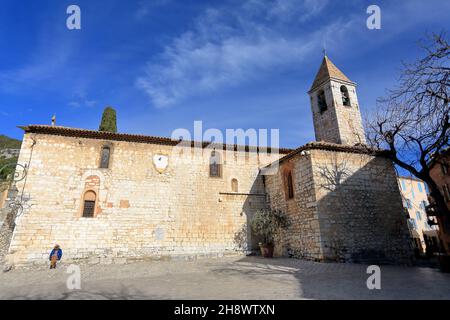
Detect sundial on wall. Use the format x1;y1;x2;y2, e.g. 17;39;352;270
153;154;169;173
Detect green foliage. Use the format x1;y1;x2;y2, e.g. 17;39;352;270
0;135;21;149
250;209;290;245
99;106;118;133
0;156;17;181
0;135;20;181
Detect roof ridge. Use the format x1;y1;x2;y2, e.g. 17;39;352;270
273;140;387;165
19;125;294;154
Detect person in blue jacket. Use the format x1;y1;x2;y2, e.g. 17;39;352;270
49;244;62;269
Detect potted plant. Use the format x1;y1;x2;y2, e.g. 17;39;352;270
250;209;290;258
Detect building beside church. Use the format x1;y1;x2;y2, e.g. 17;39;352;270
3;57;413;266
429;150;450;255
397;176;439;255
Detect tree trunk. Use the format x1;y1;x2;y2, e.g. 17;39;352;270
420;171;450;218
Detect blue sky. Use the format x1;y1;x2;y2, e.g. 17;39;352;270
0;0;449;149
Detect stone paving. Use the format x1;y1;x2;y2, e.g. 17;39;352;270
1;256;449;300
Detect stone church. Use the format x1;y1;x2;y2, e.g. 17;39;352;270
4;56;413;266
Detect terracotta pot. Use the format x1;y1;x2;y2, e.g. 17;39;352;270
259;243;274;258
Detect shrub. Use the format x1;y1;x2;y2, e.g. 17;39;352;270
250;209;290;245
0;156;17;181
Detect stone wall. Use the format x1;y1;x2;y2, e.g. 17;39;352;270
310;80;366;146
311;149;412;263
310;82;341;145
7;133;280;265
264;153;324;261
0;184;8;212
328;80;366;146
265;147;413;264
6;131;413;266
0;185;18;264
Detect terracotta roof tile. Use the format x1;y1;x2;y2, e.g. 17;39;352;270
275;141;390;165
309;56;355;92
18;125;294;154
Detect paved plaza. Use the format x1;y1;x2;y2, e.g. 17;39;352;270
1;256;449;300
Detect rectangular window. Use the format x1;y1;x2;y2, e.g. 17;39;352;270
418;182;423;192
406;199;412;209
317;90;327;113
416;211;422;221
209;151;222;178
210;164;219;177
411;188;415;199
100;146;111;169
401;180;406;191
421;200;427;210
408;218;417;230
83;200;95;218
287;172;294;199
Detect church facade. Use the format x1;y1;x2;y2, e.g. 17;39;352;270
4;57;413;266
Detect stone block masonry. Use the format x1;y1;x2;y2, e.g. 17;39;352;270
6;132;280;266
265;145;413;264
4;131;414;266
3;55;414;266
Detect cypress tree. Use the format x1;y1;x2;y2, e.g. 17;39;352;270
99;106;117;133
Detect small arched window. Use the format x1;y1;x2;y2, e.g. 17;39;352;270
100;146;111;168
231;178;238;192
340;85;351;106
317;90;327;113
285;171;294;199
209;150;222;178
82;190;96;218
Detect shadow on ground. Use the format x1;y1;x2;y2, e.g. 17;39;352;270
208;256;450;300
1;256;450;300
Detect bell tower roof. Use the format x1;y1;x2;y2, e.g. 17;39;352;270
309;56;355;92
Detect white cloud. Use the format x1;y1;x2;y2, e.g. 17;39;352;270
136;0;171;19
67;91;97;109
267;0;329;21
136;0;333;108
0;44;72;93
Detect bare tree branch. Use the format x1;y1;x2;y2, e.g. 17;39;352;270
366;32;450;219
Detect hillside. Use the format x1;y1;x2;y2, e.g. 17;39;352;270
0;135;20;180
0;135;21;150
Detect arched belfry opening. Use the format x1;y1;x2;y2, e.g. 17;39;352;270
340;85;351;106
317;90;327;113
308;55;367;145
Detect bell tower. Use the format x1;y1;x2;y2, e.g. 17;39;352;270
308;56;366;145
